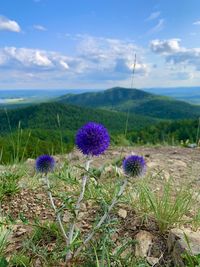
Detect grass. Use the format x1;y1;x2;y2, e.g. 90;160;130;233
0;171;20;201
132;178;194;232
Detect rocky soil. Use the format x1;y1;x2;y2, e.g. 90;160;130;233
1;146;200;266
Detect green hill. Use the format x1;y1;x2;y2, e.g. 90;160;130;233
0;102;161;163
57;87;200;119
0;102;159;134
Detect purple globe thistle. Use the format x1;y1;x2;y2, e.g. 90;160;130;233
36;155;55;173
75;122;110;156
123;155;146;177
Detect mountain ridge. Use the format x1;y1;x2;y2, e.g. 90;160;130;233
57;87;200;119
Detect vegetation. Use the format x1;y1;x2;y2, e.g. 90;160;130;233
0;102;159;163
127;119;200;145
57;87;200;119
0;102;158;134
134;180;194;232
0;171;20;200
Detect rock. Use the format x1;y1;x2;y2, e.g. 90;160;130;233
35;193;44;200
111;233;119;242
135;231;154;258
26;158;35;164
118;208;127;219
34;258;43;267
15;227;27;237
168;228;200;267
121;246;133;259
103;165;123;178
62;211;72;223
146;256;160;266
80;203;87;211
162;170;170;181
174;160;187;168
147;162;157;168
77;212;85;220
187;143;197;148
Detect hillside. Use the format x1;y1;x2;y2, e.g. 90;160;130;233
0;102;158;134
0;102;161;163
57;87;200;119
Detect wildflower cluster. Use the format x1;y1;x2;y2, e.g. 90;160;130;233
35;121;146;263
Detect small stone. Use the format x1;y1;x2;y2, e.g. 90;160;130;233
26;158;35;165
62;211;71;223
168;228;200;267
77;212;85;220
34;258;43;267
147;162;157;168
121;246;133;259
135;231;154;258
174;160;187;168
118;208;127;219
162;170;170;181
146;256;160;266
80;203;87;211
15;228;27;237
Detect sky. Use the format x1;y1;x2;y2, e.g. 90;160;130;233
0;0;200;90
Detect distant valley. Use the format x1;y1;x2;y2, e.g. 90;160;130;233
144;87;200;104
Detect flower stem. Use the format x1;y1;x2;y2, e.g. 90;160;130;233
72;178;128;260
45;175;68;244
66;158;92;261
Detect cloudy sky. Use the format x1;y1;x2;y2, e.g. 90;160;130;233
1;0;200;89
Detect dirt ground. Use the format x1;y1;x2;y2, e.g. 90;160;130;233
1;146;200;266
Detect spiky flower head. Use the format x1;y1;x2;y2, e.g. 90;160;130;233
36;155;55;173
123;155;146;177
75;122;110;156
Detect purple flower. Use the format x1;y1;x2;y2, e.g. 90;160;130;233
123;155;146;177
36;155;55;173
75;122;110;156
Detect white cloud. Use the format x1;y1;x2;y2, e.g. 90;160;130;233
76;35;148;76
0;35;150;88
0;15;21;32
59;60;69;70
150;38;200;71
33;25;47;31
148;19;165;34
3;47;53;68
146;11;161;21
150;39;181;54
193;20;200;25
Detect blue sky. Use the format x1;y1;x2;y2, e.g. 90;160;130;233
0;0;200;89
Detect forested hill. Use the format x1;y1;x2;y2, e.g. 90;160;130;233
57;87;200;120
0;102;159;134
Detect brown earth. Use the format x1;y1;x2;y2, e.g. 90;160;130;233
1;146;200;266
